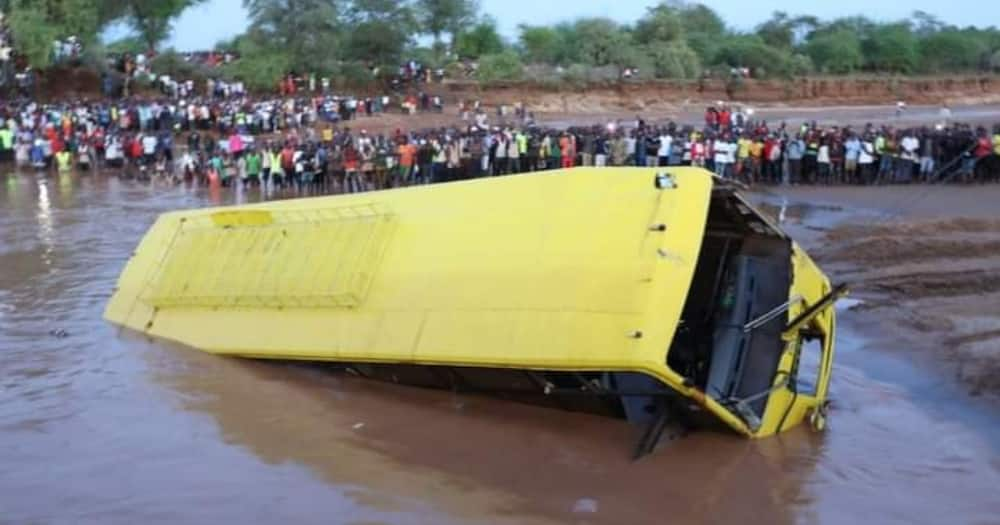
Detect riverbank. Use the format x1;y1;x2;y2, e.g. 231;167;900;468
759;185;1000;402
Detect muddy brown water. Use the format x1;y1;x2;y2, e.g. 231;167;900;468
2;172;998;525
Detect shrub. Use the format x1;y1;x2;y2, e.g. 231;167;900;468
477;51;524;83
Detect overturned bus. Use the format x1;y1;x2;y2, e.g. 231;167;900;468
105;167;843;456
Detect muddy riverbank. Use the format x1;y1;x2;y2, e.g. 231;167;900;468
1;172;998;524
759;185;1000;403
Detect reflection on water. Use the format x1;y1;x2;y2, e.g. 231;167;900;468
35;179;54;268
1;170;998;524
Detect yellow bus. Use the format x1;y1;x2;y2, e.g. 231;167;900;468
105;167;842;456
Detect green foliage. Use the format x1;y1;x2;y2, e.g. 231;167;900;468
244;0;343;72
149;49;201;79
805;29;863;74
7;4;60;68
105;36;147;55
416;0;477;45
861;22;919;72
119;0;204;50
453;16;504;58
572;18;632;67
476;50;522;83
406;46;445;69
345;0;415;67
634;3;683;45
9;0;1000;87
756;12;795;49
787;53;814;76
683;32;717;65
676;3;725;36
220;33;292;90
560;63;589;84
919;30;990;72
713;34;792;76
518;25;567;64
645;42;701;79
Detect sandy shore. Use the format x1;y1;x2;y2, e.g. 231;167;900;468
758;185;1000;401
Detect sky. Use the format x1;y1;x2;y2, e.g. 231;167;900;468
161;0;1000;51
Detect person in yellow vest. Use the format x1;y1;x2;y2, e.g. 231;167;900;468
270;148;284;188
736;134;752;177
993;130;1000;155
0;126;13;163
56;149;73;172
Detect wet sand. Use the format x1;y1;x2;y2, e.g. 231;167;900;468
758;185;1000;402
2;172;999;524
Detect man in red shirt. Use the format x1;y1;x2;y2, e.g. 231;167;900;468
718;108;732;131
397;139;417;185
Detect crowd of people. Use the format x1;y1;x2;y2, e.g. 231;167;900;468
0;87;451;174
2;96;999;196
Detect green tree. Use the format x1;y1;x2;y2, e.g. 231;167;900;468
919;30;989;72
713;34;792;76
105;36;147;55
634;3;683;45
344;0;415;66
244;0;344;72
222;29;293;89
6;4;61;67
571;18;632;67
862;22;918;72
645;41;701;79
518;25;563;64
756;11;817;49
415;0;478;50
453;16;504;58
756;11;794;49
3;0;111;67
805;29;863;74
911;10;945;37
676;2;725;36
119;0;204;51
476;49;522;83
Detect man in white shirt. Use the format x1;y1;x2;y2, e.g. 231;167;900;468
714;136;732;178
105;138;123;168
141;133;158;165
898;132;919;183
657;133;672;166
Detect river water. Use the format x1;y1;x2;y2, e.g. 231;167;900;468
1;172;998;525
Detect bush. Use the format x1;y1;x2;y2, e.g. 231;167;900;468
149;51;203;80
713;35;792;77
8;7;59;69
220;50;290;92
805;30;863;74
331;62;374;89
787;53;815;76
862;23;919;73
645;42;702;79
919;31;990;73
477;51;524;83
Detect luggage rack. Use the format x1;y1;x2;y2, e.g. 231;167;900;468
143;203;395;309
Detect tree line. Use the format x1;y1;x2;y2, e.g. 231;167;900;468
6;0;1000;90
2;0;202;66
